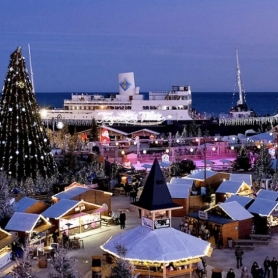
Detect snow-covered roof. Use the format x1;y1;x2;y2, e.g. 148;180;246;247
229;173;252;185
224;195;253;208
42;199;79;218
169;178;193;186
101;125;129;136
216;201;253;220
53;187;89;200
185;170;218;181
129;129;160;135
167;184;191;199
247;132;274;142
216;180;244;194
248;198;278;217
14;197;38;212
101;226;211;263
5;212;50;233
256;189;278;202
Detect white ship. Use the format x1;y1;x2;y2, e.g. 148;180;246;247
40;72;199;126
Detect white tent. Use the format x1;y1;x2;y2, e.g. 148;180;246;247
247;132;274;142
101;225;211;263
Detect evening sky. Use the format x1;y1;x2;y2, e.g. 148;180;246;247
0;1;278;93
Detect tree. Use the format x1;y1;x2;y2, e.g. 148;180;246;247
0;47;57;182
201;184;214;205
107;244;138;278
90;118;98;142
254;144;273;184
11;245;38;278
0;172;14;224
47;248;81;278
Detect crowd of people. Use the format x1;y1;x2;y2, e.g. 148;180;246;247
179;216;224;248
229;252;278;278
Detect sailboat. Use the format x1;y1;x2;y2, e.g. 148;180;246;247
229;49;255;118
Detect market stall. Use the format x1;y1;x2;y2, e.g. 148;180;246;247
0;228;16;269
42;199;107;238
187;201;253;247
101;159;212;278
5;212;52;254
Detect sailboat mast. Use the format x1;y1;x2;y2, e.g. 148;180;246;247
236;48;243;105
28;44;35;93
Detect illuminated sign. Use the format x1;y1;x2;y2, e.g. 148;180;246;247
142;217;152;229
154;218;170;229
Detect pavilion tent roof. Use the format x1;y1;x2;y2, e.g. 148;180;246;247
248;198;278;217
256;189;278;202
101;226;211;263
167;184;191;199
224;195;253;208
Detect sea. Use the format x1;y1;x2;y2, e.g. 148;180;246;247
33;92;278;117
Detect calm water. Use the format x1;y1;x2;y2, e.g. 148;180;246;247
33;92;278;117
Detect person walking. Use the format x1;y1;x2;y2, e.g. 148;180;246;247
241;267;250;278
264;257;271;278
271;257;278;278
227;268;236;278
251;262;259;278
235;246;244;269
119;210;126;229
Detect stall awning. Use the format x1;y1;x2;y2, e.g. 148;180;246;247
0;235;16;250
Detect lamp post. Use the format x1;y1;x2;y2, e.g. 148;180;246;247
135;136;140;157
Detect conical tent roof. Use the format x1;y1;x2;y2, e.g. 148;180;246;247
0;47;57;182
132;158;180;211
101;225;211;263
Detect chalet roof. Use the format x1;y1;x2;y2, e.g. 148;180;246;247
169;177;194;186
42;199;79;218
224;195;253;208
42;199;101;219
248;198;278;217
256;189;278;202
217;201;253;220
131;158;181;211
100;125;129;136
185;170;218;181
188;212;235;225
14;197;38;212
167;184;191;199
216;180;245;194
129;129;160;135
5;212;51;233
53;187;89;200
229;173;252;185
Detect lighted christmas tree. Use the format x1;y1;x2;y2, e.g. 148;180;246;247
254;143;272;183
0;47;57;185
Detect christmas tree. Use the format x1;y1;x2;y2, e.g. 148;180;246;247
0;47;57;184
